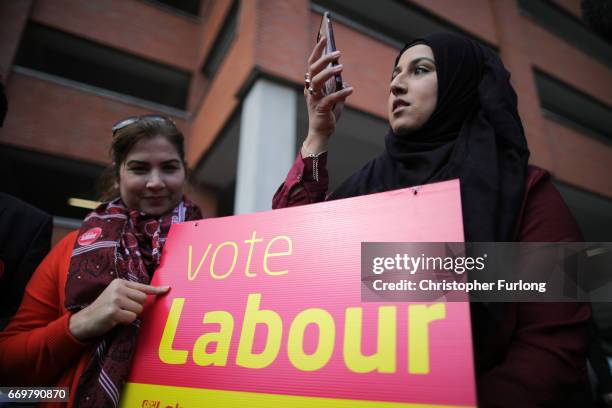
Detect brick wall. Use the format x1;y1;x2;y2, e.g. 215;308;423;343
1;0;610;207
187;0;256;164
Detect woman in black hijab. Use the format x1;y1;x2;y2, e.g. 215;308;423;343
273;32;590;407
329;33;529;243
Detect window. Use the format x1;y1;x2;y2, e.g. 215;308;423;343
0;145;105;219
191;111;240;216
535;70;612;143
555;181;612;241
16;23;191;110
518;0;612;68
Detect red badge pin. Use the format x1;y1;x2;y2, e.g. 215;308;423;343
78;227;102;246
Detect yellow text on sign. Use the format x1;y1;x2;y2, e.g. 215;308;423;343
187;231;292;280
158;294;446;375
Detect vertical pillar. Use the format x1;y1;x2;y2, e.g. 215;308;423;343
234;78;297;214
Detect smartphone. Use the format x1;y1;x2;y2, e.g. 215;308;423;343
317;11;343;96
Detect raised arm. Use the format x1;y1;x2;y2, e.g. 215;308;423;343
273;36;352;209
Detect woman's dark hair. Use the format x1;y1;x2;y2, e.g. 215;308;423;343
97;116;186;201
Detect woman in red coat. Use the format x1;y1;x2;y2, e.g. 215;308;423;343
0;115;202;407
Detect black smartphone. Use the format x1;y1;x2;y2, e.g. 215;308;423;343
317;11;343;96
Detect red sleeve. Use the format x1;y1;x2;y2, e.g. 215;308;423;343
478;169;591;407
272;151;329;209
0;231;90;385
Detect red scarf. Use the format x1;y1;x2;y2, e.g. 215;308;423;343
65;198;202;407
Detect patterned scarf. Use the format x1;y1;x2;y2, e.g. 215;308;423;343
65;198;202;407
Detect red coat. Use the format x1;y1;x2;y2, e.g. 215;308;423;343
0;230;90;408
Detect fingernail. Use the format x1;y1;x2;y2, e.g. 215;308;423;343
335;64;343;69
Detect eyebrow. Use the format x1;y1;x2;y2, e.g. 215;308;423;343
392;57;436;75
126;159;181;166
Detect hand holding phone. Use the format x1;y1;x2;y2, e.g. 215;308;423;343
301;11;353;156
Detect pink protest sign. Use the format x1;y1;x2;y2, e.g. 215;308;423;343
121;179;475;408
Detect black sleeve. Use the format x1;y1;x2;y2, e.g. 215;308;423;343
0;194;53;327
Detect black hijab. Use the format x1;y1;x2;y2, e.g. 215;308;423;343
329;32;530;242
